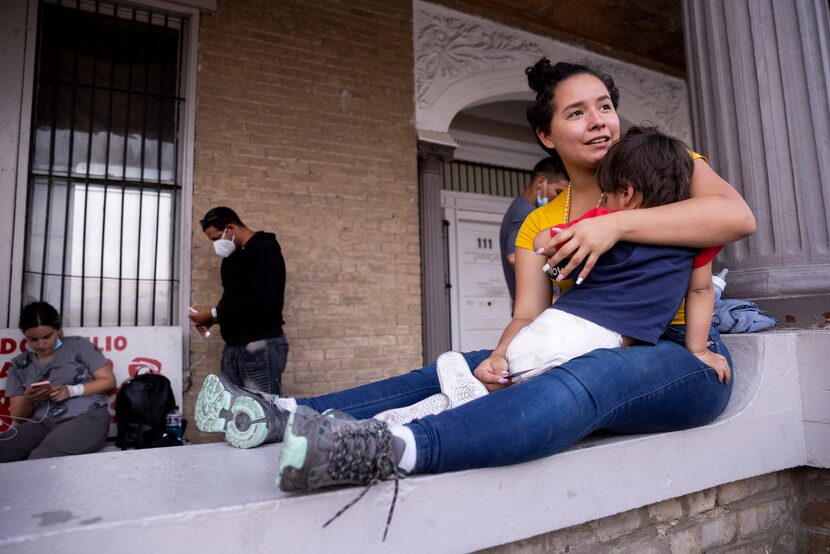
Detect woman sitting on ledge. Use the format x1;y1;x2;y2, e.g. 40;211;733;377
0;302;115;462
194;59;755;501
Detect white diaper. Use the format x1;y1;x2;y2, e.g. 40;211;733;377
505;309;622;381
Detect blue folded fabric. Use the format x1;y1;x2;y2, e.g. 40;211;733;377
713;298;777;333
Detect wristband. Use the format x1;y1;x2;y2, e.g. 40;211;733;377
211;307;218;321
68;384;85;397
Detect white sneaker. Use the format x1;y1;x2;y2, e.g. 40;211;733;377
436;351;489;409
373;393;450;425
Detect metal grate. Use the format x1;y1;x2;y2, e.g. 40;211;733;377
442;160;531;198
23;0;186;327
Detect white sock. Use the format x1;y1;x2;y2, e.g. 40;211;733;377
273;397;297;413
388;424;417;473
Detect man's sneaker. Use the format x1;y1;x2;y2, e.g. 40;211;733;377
372;393;450;425
277;406;402;539
195;374;288;448
436;351;489;408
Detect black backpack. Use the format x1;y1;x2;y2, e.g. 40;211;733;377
115;373;180;449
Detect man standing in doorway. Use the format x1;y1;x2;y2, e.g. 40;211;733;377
189;207;288;395
499;156;569;301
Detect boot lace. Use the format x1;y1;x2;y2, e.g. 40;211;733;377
322;420;403;541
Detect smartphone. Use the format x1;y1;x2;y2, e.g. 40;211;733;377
507;369;537;383
30;380;53;390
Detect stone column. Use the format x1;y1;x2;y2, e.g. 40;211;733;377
684;0;830;324
418;139;454;363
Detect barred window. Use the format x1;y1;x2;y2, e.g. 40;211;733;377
24;0;186;327
442;160;531;198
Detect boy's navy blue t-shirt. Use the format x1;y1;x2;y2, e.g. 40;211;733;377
552;241;697;344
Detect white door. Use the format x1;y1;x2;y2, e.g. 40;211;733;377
444;192;513;352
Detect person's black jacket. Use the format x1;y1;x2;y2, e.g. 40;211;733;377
216;231;285;346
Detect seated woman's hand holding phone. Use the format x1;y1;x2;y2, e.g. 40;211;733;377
24;380;53;402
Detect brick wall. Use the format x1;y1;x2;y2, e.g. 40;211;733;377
484;468;830;553
186;0;420;441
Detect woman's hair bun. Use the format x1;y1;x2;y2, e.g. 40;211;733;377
525;57;554;93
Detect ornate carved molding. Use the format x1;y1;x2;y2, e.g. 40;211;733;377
413;0;691;143
414;10;545;110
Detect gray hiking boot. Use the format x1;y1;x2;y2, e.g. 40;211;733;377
277;405;399;491
195;374;288;448
321;408;357;421
277;405;403;540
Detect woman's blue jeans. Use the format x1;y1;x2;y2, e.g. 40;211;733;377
299;325;732;474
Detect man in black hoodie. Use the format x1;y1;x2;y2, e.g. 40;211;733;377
190;207;288;395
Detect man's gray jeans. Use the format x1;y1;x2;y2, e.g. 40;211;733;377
220;335;289;395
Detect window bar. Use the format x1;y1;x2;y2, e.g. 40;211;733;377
134;8;155;326
465;163;472;193
459;165;470;192
98;0;117;326
60;0;85;316
76;0;97;327
493;168;498;196
37;1;67;303
82;1;102;325
169;15;184;324
40;0;70;302
117;7;137;326
444;162;455;190
482;164;488;195
150;13;170;325
465;164;471;193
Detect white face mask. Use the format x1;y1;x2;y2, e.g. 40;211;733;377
213;228;236;258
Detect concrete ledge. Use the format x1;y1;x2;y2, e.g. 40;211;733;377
1;331;828;553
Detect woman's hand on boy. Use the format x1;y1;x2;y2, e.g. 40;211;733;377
538;215;622;284
474;356;511;392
